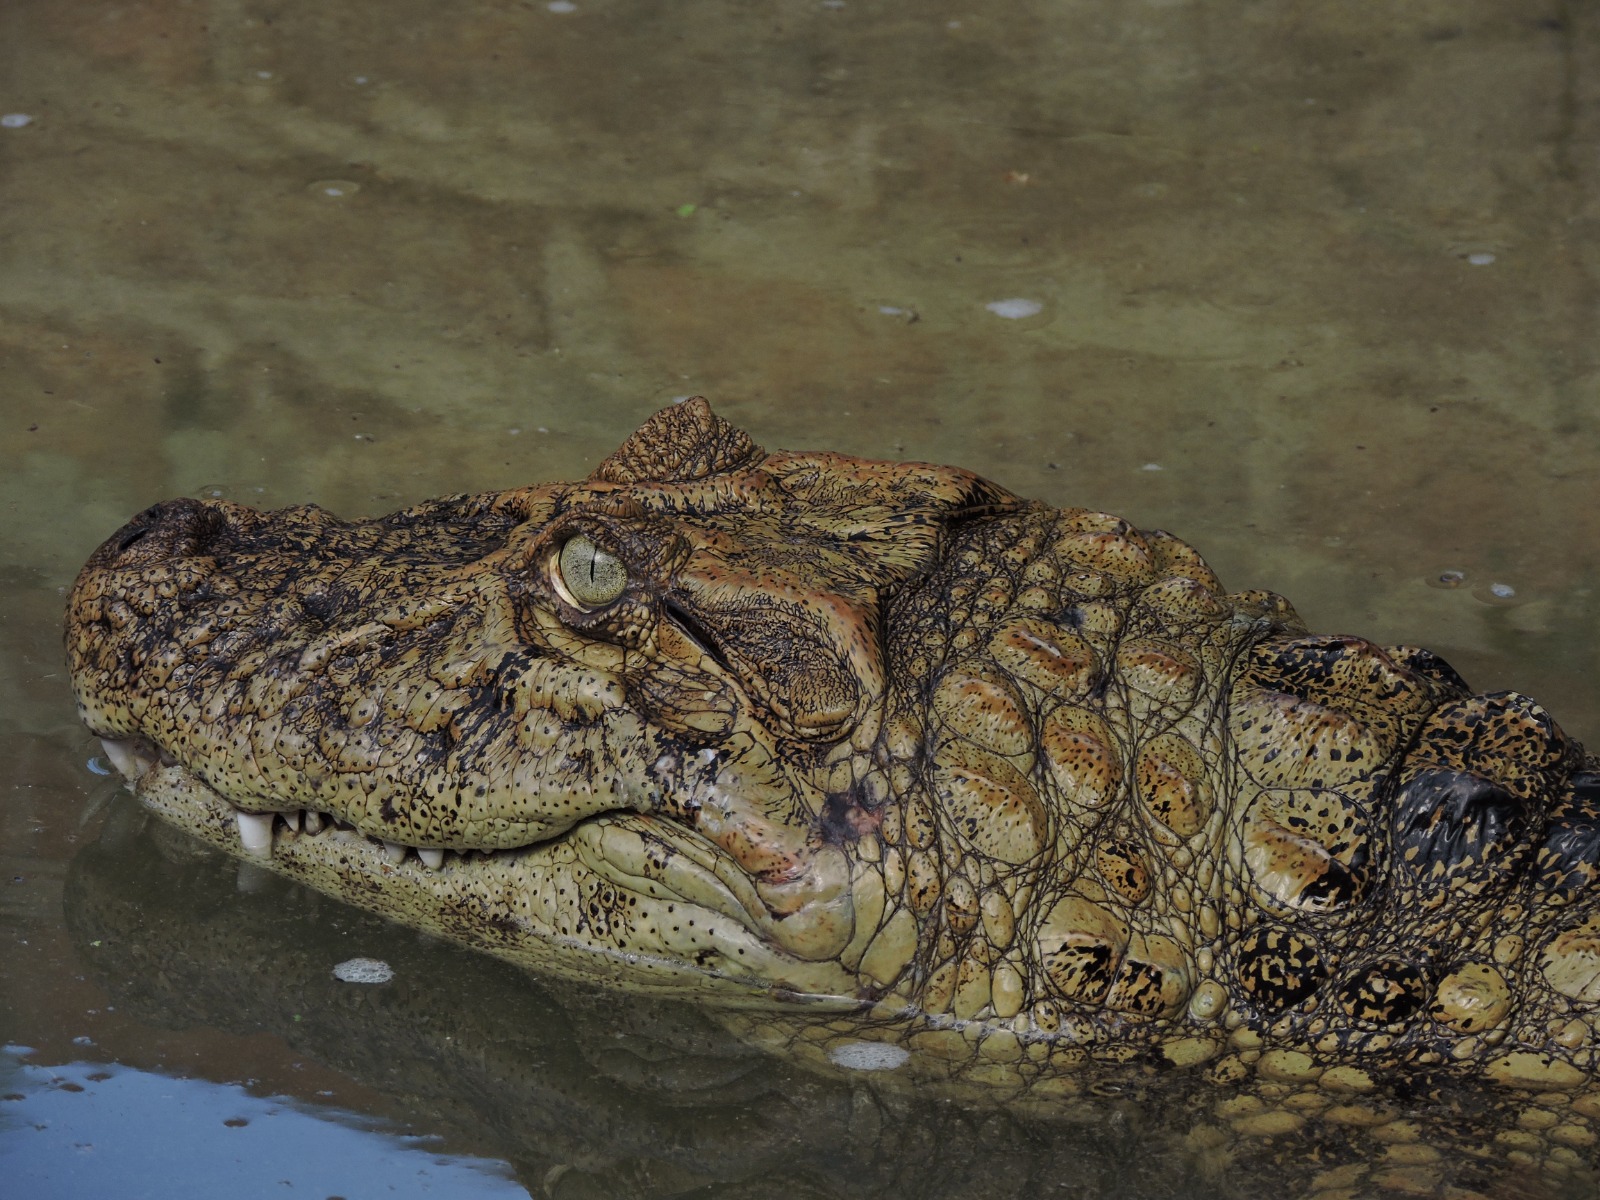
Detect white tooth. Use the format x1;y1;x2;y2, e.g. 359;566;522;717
383;841;408;865
303;811;324;834
417;848;444;870
281;809;301;833
237;811;275;856
100;737;155;782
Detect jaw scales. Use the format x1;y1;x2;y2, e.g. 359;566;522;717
101;735;451;870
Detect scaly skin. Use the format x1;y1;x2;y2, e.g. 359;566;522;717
65;399;1600;1190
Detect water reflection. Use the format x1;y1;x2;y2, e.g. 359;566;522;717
0;1052;525;1200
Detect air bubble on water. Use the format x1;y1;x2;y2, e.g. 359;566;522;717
1471;580;1525;607
985;298;1043;320
333;957;394;984
1466;252;1496;266
2;114;34;128
86;757;113;777
828;1041;910;1071
307;179;361;198
1426;568;1469;590
547;1;576;11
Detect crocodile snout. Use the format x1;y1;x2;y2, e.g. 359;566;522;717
89;497;234;572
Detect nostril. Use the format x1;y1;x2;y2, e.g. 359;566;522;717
92;498;232;570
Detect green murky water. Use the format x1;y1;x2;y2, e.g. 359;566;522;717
3;2;1599;1196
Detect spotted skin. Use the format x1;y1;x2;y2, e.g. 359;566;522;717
66;399;1600;1194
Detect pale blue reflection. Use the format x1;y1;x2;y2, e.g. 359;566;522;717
0;1049;529;1199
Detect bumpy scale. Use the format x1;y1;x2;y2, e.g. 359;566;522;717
66;399;1600;1195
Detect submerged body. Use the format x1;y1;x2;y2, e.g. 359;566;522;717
66;400;1600;1188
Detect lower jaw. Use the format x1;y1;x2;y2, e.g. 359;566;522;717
120;754;866;1005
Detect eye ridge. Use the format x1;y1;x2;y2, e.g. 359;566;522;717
555;533;629;609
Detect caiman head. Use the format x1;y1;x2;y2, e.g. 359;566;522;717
66;399;1016;1001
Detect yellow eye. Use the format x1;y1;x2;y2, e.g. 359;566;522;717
555;534;627;608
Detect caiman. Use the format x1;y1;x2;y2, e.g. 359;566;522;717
65;398;1600;1194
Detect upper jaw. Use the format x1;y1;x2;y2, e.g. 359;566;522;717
65;492;674;852
65;481;878;853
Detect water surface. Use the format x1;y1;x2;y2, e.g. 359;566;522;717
3;2;1599;1196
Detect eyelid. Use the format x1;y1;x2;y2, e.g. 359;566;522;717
547;542;586;609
